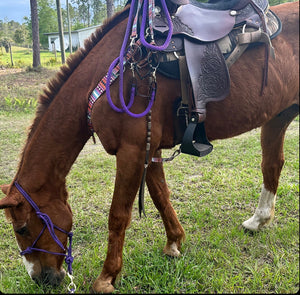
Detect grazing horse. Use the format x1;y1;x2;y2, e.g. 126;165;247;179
0;1;298;293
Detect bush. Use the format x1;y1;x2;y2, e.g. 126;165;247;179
3;97;38;113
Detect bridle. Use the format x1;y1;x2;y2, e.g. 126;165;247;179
12;1;173;293
14;181;76;293
87;0;179;216
87;0;173;134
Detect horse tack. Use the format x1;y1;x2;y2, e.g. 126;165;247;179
88;0;280;158
14;181;76;293
0;1;298;293
87;0;282;191
153;0;281;157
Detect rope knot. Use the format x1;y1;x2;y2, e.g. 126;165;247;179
37;211;50;223
65;255;74;265
20;247;33;255
37;212;55;231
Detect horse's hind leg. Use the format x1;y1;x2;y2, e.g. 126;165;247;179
146;150;185;257
243;105;299;231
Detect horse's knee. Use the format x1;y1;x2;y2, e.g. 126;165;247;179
242;185;276;231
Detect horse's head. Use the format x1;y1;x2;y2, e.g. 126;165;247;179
0;182;73;287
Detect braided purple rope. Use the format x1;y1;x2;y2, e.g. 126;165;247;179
14;181;74;275
105;0;137;114
140;0;173;50
106;0;155;118
106;0;172;118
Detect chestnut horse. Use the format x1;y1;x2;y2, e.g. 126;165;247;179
0;1;298;293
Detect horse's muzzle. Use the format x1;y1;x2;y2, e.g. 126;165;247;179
32;267;66;287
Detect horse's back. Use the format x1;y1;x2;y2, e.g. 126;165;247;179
202;1;299;140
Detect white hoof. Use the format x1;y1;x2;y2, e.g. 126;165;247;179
242;214;263;231
243;185;276;231
163;242;181;257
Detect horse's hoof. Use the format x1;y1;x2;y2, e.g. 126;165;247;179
242;214;266;232
163;242;181;257
92;279;115;294
242;214;270;232
242;216;260;231
242;215;262;232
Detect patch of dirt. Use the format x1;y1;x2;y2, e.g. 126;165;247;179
0;68;23;76
0;67;59;102
0;67;58;84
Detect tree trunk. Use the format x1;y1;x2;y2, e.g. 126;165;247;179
30;0;41;68
56;0;66;64
66;0;72;54
107;0;114;19
9;43;14;67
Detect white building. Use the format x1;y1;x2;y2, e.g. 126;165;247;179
44;25;101;51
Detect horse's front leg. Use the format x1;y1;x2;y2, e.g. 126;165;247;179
242;105;298;231
146;150;185;257
92;146;144;293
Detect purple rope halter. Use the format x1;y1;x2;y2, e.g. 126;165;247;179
14;181;76;293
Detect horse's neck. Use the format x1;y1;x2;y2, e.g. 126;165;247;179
17;97;90;193
15;13;129;195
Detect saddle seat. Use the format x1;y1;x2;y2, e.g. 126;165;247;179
152;0;281;157
169;0;247;11
169;0;267;10
155;0;270;43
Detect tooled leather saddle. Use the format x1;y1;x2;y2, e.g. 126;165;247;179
153;0;282;157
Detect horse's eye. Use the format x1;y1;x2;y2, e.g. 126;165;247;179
15;226;29;236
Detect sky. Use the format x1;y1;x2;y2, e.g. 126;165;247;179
0;0;31;23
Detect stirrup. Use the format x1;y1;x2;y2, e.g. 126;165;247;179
180;119;213;157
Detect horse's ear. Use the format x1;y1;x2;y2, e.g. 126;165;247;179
1;184;10;195
0;194;23;209
0;185;23;209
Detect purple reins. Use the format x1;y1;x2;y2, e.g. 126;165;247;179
105;0;173;118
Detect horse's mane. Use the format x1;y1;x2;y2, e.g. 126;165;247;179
30;5;130;136
14;6;130;178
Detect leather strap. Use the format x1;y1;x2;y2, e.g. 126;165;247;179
178;55;192;109
226;28;275;68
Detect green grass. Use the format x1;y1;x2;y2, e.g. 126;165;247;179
0;70;299;294
0;46;69;68
0;67;58;111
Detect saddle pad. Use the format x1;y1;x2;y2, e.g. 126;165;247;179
174;4;236;42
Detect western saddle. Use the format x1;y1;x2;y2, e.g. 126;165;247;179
152;0;282;157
